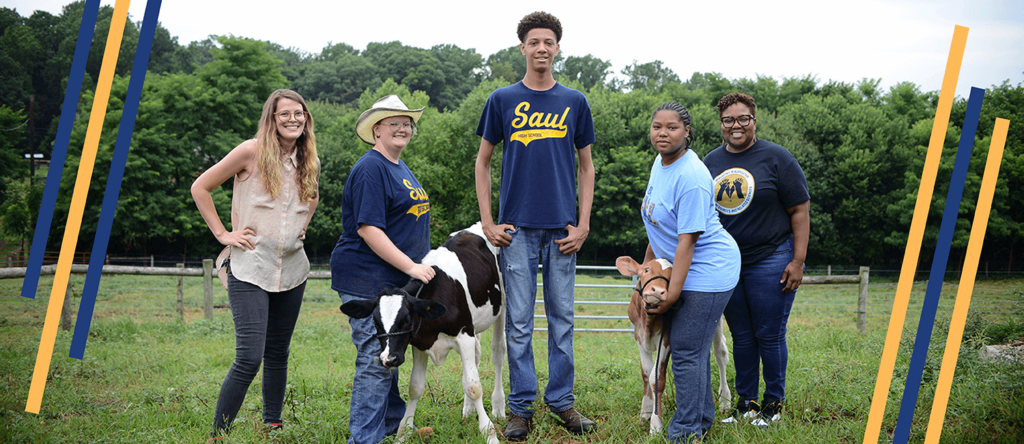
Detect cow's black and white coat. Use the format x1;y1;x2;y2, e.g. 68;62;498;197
341;223;506;444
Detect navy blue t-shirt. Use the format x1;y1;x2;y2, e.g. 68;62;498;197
476;82;596;228
702;139;809;265
330;149;431;297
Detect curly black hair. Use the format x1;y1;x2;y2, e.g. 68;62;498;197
716;92;756;118
517;11;562;43
652;101;695;148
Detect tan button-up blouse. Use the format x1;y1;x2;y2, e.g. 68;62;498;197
227;149;310;292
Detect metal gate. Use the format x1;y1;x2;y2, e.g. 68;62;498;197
533;265;636;333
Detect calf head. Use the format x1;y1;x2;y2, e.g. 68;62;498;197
340;287;446;368
616;256;673;308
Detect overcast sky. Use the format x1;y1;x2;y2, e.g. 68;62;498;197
8;0;1024;100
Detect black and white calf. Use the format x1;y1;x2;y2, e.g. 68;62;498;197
340;223;506;444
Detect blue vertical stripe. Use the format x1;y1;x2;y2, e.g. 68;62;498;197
20;0;101;300
892;86;986;444
69;0;164;359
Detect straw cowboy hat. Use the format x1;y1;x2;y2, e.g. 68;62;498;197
355;95;425;144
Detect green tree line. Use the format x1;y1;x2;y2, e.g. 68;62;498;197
1;2;1021;271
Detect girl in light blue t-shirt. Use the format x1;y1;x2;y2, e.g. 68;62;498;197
641;102;740;442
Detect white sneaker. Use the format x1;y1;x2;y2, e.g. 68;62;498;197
750;413;781;427
721;400;760;424
750;400;782;427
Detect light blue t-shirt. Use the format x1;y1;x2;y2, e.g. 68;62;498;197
641;149;740;292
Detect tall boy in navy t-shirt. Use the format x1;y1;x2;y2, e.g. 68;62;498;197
473;11;596;441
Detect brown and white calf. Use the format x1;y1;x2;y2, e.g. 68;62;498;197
341;223;506;444
616;256;732;434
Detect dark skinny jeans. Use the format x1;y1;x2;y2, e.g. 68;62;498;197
212;268;305;434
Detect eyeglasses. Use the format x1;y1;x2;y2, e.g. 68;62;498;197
277;111;306;121
720;115;754;127
384;121;414;131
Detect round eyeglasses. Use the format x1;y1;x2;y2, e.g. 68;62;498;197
277;111;306;121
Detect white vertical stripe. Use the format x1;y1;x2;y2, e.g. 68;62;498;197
380;295;403;333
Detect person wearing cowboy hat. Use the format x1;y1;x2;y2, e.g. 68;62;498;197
330;95;434;444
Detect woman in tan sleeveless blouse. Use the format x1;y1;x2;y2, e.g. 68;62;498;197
191;89;320;439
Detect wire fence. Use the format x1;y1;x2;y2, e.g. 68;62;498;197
8;249;1021;281
1;263;912;335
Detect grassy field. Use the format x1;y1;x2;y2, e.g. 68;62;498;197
1;272;1022;443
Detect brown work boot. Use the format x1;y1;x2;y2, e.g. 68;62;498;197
554;407;597;435
503;412;532;442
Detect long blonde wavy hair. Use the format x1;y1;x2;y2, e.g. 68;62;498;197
253;89;319;202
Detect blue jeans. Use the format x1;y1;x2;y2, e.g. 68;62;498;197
665;289;734;442
501;227;577;417
722;236;798;405
213;268;305;433
339;291;406;444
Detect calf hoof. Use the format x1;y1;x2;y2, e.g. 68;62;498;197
719;399;733;412
491;406;506;420
491;392;506;420
396;425;431;444
650;415;663;435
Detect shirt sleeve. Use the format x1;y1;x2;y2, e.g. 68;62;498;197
777;153;810;208
348;161;389;230
675;180;711;236
476;93;504;145
574;94;597;149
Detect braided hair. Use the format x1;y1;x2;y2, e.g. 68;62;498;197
652;101;695;148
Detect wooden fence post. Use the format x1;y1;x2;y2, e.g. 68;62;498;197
60;285;74;331
176;263;184;322
857;266;870;334
203;258;214;321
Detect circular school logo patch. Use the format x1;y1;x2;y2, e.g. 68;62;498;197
712;168;754;215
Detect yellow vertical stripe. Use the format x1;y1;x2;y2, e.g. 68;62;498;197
25;0;132;414
862;24;969;443
924;118;1009;443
